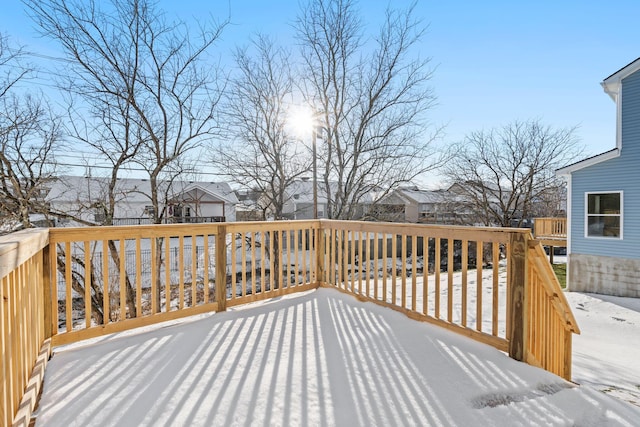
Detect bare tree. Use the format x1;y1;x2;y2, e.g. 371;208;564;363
0;34;63;231
26;0;227;225
27;0;227;315
296;0;443;219
0;94;62;229
212;35;312;289
530;182;567;218
444;120;583;227
214;35;310;221
0;34;30;99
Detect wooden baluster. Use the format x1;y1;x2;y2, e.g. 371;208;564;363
401;234;407;308
461;240;468;327
119;239;126;320
447;238;453;323
203;235;210;304
411;235;417;312
215;226;227;311
84;242;92;328
435;238;441;319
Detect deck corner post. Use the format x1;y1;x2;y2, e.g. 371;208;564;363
215;225;227;312
508;231;528;361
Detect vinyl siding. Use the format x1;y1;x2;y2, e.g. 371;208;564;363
571;69;640;259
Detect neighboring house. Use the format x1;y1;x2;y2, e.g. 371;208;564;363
373;187;475;224
370;190;407;222
557;58;640;298
47;176;238;225
448;181;507;226
168;181;237;223
234;189;264;221
281;178;328;220
275;178;375;220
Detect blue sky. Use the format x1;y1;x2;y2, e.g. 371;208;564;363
2;0;640;178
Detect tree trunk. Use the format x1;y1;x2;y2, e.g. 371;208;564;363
107;240;137;318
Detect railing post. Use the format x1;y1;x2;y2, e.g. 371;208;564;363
215;225;227;312
563;329;573;380
42;244;53;339
508;232;528;361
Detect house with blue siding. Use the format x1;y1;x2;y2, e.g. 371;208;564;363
557;58;640;297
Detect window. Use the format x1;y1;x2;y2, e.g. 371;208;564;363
586;192;622;238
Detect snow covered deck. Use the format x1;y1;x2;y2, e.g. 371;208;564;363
3;221;585;425
34;288;639;426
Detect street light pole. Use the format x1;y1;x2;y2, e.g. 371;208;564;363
312;126;318;219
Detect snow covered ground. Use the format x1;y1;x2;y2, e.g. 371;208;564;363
566;291;640;407
35;288;640;426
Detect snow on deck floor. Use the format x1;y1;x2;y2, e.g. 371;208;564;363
35;288;640;426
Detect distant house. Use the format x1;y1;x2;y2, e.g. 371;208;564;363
370;190;407;222
47;176;238;225
447;181;508;226
276;178;375;220
374;186;474;224
234;189;264;221
281;179;328;220
557;58;640;297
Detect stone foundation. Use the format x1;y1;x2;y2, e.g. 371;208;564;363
568;253;640;298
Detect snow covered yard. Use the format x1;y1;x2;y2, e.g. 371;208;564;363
566;291;640;407
35;288;640;426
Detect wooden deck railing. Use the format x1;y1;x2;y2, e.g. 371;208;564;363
534;217;567;242
319;221;514;351
526;241;579;377
47;221;319;346
317;221;579;379
2;220;579;426
1;229;52;427
534;217;567;238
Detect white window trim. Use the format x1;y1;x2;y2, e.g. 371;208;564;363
584;191;623;239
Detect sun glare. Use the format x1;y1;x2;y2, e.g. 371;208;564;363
288;105;316;139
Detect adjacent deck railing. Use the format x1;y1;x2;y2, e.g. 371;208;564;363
534;217;567;244
533;218;567;263
1;220;579;427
